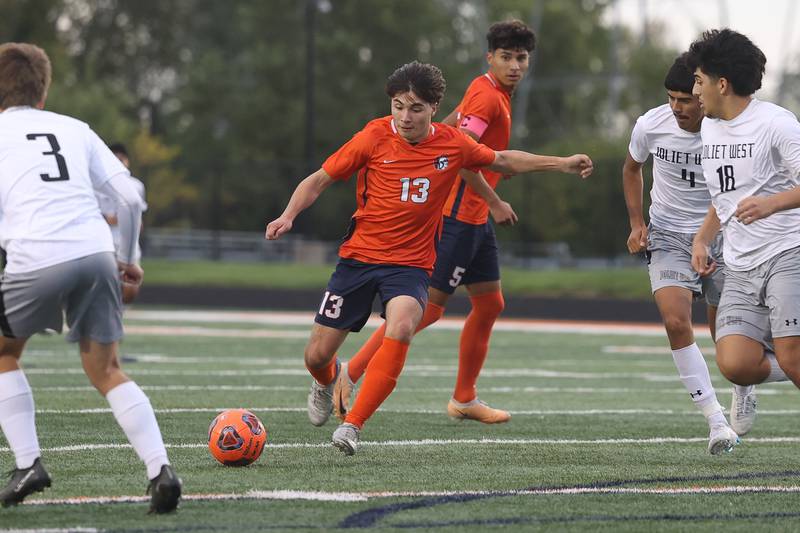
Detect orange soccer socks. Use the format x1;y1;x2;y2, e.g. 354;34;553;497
452;291;504;403
347;301;444;383
306;356;338;387
344;337;410;428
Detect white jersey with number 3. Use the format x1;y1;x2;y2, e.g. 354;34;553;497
0;106;124;273
700;99;800;271
628;104;709;233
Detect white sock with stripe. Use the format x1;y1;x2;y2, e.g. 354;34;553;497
0;369;40;469
671;343;724;424
106;381;169;480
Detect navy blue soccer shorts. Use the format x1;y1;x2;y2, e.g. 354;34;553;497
314;258;430;332
429;216;500;294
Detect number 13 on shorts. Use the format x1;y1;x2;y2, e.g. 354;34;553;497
318;291;344;319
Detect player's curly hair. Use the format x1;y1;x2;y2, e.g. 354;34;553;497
663;52;694;94
487;20;536;52
0;42;51;108
385;61;446;106
686;29;766;96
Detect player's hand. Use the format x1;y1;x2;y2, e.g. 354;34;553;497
266;216;293;240
489;200;518;226
735;195;776;225
118;262;143;286
627;224;648;254
691;240;717;276
561;154;593;179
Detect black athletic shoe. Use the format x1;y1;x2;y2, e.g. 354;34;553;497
147;464;182;514
0;458;52;507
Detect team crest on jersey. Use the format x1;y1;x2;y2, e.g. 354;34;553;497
433;155;449;170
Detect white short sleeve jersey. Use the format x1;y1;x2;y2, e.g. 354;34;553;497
628;104;709;232
0;107;126;273
700;99;800;271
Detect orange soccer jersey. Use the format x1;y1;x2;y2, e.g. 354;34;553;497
322;116;496;272
442;72;512;225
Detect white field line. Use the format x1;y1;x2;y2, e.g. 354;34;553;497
20;367;688;381
1;529;100;533
124;309;701;338
126;355;301;365
5;436;800;454
125;325;309;339
603;345;713;355
31;407;800;417
32;384;793;396
15;484;800;508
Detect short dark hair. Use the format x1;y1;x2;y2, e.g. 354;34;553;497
0;42;51;108
663;53;694;94
108;142;129;158
686;29;766;96
385;61;446;106
487;20;536;52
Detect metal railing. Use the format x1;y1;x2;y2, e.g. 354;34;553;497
142;228;638;268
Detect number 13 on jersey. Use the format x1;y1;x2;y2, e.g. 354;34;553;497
400;177;430;203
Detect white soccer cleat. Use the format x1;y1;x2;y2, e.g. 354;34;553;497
332;423;360;456
708;423;739;455
307;361;339;426
730;385;757;436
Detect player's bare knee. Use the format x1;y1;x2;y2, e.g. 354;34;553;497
662;314;692;340
715;350;759;385
385;320;415;343
304;344;332;369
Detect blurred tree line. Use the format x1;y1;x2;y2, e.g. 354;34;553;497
1;0;684;256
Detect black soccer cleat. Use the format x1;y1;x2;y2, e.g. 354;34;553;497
147;464;182;514
0;457;52;507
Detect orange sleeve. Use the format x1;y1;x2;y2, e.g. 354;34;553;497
321;128;373;181
458;84;500;128
459;130;497;170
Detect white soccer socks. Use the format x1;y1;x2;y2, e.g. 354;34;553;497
763;351;789;383
106;381;170;480
0;369;41;469
671;343;725;423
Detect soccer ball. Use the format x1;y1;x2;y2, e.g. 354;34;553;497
207;409;267;466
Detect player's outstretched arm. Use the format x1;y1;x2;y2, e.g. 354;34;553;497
622;153;647;254
266;168;334;240
460;168;518;225
691;206;721;276
488;151;593;179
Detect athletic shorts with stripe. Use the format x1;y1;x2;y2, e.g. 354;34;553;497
716;245;800;346
429;216;500;295
315;258;430;332
0;252;123;343
646;224;724;306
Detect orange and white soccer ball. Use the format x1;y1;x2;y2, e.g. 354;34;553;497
207;409;267;466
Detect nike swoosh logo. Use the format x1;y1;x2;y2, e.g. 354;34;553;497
382;160;398;164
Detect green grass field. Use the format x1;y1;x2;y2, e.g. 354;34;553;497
2;308;798;532
140;259;653;300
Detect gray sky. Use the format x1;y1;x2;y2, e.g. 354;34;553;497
610;0;798;99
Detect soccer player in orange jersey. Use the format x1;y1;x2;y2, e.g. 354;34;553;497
266;61;592;455
336;21;539;424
